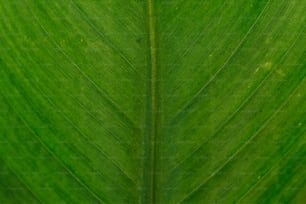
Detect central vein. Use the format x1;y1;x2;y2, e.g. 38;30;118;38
143;0;158;203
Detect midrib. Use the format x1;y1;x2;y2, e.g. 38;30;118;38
143;0;158;203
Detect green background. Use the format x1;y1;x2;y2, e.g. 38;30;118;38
0;0;305;203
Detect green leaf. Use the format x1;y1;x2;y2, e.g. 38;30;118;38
0;0;305;203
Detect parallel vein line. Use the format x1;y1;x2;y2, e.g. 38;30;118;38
38;88;137;187
177;1;227;60
170;0;271;123
69;0;140;75
0;93;104;203
168;23;305;174
25;0;138;130
177;78;304;204
0;157;43;204
1;12;137;186
236;138;305;203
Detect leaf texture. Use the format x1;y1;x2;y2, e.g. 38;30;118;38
0;0;305;203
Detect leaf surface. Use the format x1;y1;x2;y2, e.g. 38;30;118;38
0;0;305;203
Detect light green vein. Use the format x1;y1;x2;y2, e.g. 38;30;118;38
143;0;158;203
